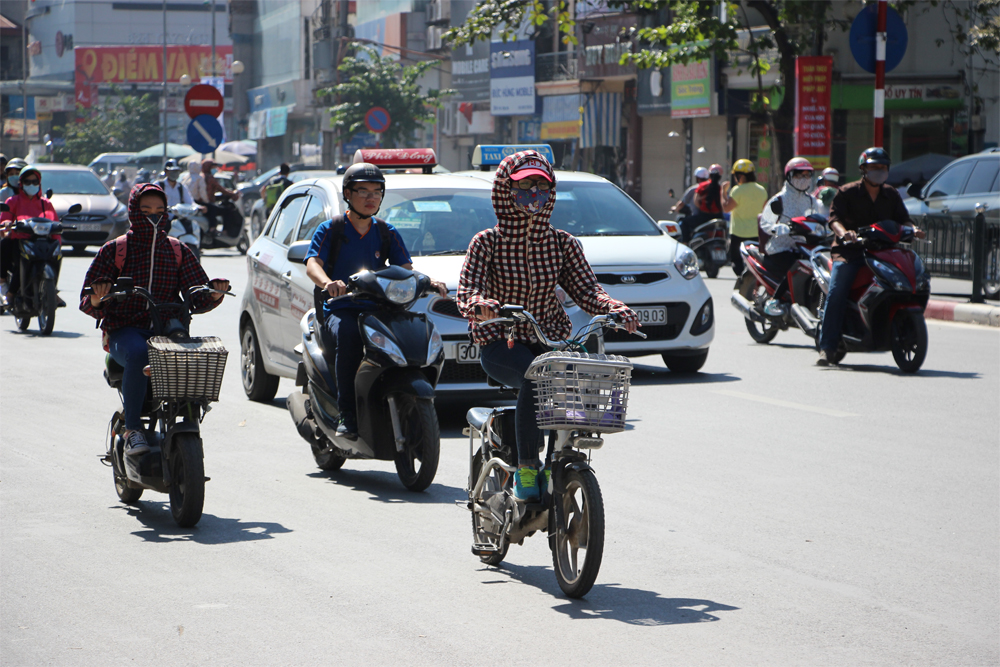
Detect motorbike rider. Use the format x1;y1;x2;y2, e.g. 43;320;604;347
80;183;230;456
0;157;27;203
132;169;152;187
813;167;841;212
672;166;709;218
1;165;58;304
457;150;639;503
817;147;924;366
758;157;822;317
0;154;7;190
260;163;293;217
192;159;241;237
722;159;768;275
683;164;725;243
304;162;446;440
155;159;200;209
113;170;131;203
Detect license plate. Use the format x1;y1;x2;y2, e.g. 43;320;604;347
711;248;727;262
632;306;667;325
74;223;103;232
455;342;481;363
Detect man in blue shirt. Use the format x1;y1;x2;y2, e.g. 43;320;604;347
305;162;445;439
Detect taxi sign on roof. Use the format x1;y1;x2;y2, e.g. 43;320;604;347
472;144;555;169
353;148;437;169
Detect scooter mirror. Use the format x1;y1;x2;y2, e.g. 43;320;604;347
770;198;783;216
46;189;53;199
68;203;83;214
0;203;8;213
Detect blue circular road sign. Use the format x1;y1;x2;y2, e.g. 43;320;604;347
186;114;225;154
849;4;908;74
364;107;391;134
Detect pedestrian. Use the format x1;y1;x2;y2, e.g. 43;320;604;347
721;159;768;275
260;163;293;217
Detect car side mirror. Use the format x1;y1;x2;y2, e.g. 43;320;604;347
907;182;923;200
770;198;783;216
286;240;310;263
68;203;83;214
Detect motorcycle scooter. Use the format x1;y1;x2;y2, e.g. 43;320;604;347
688;217;729;279
731;214;831;344
173;193;250;256
810;219;931;372
168;203;202;259
287;264;446;491
0;202;81;334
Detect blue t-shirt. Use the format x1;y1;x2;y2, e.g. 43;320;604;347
306;216;412;316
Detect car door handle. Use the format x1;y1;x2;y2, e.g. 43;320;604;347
940;207;949;214
281;270;292;282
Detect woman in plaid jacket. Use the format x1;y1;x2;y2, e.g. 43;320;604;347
457;150;638;502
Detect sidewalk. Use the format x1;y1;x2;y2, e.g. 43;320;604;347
926;277;1000;327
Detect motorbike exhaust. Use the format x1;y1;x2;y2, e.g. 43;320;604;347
730;292;766;323
287;390;318;442
789;304;818;338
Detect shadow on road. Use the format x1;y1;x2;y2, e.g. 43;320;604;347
824;363;981;379
118;502;292;544
484;563;740;625
307;468;465;504
630;365;741;386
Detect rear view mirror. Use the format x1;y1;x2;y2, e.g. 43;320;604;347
907;182;923;199
770;198;783;216
286;240;310;263
68;203;83;214
46;189;53;199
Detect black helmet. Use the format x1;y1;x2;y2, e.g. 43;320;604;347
342;162;385;191
858;146;891;168
164;158;180;171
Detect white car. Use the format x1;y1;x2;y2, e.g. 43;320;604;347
238;147;714;402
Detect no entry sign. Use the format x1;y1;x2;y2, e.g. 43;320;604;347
364;107;391;134
184;84;224;119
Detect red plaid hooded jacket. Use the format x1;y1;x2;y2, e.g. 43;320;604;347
79;183;221;332
457;150;635;347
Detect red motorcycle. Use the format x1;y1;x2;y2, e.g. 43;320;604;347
731;214;831;344
810;220;930;372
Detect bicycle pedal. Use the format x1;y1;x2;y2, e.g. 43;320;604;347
471;544;498;556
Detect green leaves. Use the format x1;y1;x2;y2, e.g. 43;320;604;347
53;87;160;166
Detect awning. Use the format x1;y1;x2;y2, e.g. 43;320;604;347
580;92;621;149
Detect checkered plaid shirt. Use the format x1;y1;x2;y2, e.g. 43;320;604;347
457;150;635;346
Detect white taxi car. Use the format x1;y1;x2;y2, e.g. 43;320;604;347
238;147;713;402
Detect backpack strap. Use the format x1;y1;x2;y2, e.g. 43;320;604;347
113;234;184;272
312;216;392;315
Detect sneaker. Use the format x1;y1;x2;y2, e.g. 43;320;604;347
513;467;540;503
123;430;150;457
335;416;358;441
538;468;551;496
763;298;787;317
816;349;836;367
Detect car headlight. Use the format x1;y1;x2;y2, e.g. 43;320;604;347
869;259;911;292
112;203;128;222
674;245;699;280
363;325;408;366
377;275;417;304
426;328;443;365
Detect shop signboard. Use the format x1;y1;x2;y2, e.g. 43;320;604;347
670;59;712;118
637;67;670;116
490;40;536;116
452;40;491;102
794;56;832;170
518;118;542;142
74;45;234;84
541;94;582;140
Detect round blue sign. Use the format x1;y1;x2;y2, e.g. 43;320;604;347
849;4;908;74
364;107;391;134
187;114;224;154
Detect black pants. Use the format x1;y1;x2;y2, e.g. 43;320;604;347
762;251;798;299
220;205;242;237
729;235;752;275
0;238;18;290
198;201;221;234
682;211;713;244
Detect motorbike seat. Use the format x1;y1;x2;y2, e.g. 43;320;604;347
104;354;124;388
466;407;492;433
747;244;766;264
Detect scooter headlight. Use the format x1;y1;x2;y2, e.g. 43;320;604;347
913;254;931;292
870;259;912;292
673;245;699;280
363;325;407;366
29;221;52;236
426;328;443;365
377;275;417;304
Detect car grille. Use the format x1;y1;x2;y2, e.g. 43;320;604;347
62;214;106;223
604;303;690;342
61;231;110;243
430;298;464;319
595;272;669;285
439;359;489;384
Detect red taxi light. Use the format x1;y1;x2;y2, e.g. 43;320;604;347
353;148;437;172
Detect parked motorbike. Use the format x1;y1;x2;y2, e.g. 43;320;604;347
168;203;202;259
175;194;250;256
688;217;729;278
0;202;81;334
464;307;645;598
731;214;831;344
811;220;931;372
87;277;234;527
287;264;445;491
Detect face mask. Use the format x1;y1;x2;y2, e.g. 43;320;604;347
791;176;812;192
511;186;550;214
22;184;40;197
864;169;889;185
7;175;19;188
145;213;164;227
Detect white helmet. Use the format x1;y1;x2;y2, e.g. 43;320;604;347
821;167;840;184
694;167;709;180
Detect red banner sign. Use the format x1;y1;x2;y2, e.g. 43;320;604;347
354;148;438;167
794;56;833;169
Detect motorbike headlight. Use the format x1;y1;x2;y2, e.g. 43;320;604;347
29;221;52;236
363;325;408;366
673;245;699;280
112;203;128;222
870;259;912;292
377;275;417;304
913;254;931;291
426;328;443;365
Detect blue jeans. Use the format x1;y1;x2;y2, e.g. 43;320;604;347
480;340;544;467
108;327;153;431
819;258;865;353
322;309;365;425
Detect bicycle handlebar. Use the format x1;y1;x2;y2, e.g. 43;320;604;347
480;306;646;349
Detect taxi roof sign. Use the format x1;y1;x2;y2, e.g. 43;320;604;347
471;144;555;170
353;148;437;173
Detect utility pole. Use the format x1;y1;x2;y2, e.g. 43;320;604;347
163;0;168;163
211;0;217;159
22;17;28;157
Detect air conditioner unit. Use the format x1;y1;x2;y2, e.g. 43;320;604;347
427;26;442;51
427;0;439;22
439;0;450;21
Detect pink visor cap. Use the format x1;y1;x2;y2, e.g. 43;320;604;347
509;157;554;182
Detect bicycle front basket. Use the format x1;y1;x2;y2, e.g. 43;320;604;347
147;336;228;402
525;351;632;433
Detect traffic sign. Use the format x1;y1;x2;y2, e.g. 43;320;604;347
184;84;224;119
849;4;908;74
365;107;391;134
187;114;224;153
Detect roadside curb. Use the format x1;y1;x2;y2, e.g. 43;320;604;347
925;299;1000;327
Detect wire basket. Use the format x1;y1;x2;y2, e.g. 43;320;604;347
525;351;633;433
147;336;228;402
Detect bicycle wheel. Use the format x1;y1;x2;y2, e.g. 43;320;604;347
470;448;510;566
551;468;605;598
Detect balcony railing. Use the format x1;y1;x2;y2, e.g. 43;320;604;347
536;52;579;82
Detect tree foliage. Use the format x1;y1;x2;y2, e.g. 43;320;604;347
320;44;454;148
52;90;160;166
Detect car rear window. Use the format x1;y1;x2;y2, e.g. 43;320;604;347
963;158;1000;195
38;169;110;195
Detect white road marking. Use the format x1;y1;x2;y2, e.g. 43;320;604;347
712;389;859;417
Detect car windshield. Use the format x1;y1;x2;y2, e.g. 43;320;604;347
39;169;110;195
549;182;660;236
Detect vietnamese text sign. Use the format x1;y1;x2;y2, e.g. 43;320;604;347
794;56;832;169
541;93;582;140
74;45;234;84
490;40;536;116
670;59;712;118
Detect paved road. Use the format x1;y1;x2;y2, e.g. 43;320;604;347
3;253;997;666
